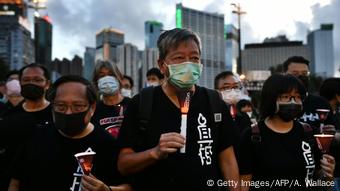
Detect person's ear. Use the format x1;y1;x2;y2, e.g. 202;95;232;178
44;80;51;90
158;59;166;74
89;103;96;117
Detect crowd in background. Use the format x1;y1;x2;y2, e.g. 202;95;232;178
0;28;339;191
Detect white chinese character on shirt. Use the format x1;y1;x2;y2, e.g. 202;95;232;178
197;113;213;166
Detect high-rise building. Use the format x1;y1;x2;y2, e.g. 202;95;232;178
242;36;309;72
224;24;239;73
0;0;27;17
95;28;124;63
0;0;34;70
145;20;163;49
117;43;139;94
140;48;159;88
83;47;96;80
0;17;34;70
34;15;52;70
308;24;338;77
176;3;225;89
52;55;83;77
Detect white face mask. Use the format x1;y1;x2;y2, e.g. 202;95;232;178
220;89;243;105
121;88;132;98
98;76;120;95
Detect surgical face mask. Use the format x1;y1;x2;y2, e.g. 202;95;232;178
121;88;132;98
166;62;202;90
6;79;21;96
220;89;243;105
53;110;89;137
98;76;120;95
21;84;45;101
276;100;303;122
146;81;159;87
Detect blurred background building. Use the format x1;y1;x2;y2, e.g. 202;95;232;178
176;3;225;89
0;0;34;70
95;28;124;63
308;24;337;78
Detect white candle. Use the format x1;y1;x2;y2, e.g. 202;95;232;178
180;114;187;153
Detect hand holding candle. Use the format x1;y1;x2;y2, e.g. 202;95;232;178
74;148;96;175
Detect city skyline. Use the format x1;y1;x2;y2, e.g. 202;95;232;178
44;0;340;68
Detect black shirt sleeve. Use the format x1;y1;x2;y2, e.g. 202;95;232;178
216;98;236;153
117;95;141;151
238;127;253;175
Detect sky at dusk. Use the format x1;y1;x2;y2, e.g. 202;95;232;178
37;0;339;66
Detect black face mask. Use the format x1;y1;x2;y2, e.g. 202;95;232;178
297;75;309;89
53;110;89;137
276;102;303;122
21;84;45;100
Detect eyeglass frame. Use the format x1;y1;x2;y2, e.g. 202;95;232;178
53;102;90;114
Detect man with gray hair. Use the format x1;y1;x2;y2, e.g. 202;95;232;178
118;28;240;190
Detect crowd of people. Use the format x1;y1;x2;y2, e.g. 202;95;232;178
0;28;339;191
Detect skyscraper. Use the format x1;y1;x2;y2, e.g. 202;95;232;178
52;55;83;77
308;24;337;77
95;28;124;62
34;15;52;70
117;43;139;94
141;48;159;88
83;47;95;80
145;20;163;49
0;0;34;70
176;3;225;89
0;0;27;17
224;24;239;73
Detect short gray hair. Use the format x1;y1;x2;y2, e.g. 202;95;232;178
157;28;201;60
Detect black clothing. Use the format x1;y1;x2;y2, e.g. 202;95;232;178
0;101;6;117
11;124;123;191
118;86;235;191
91;98;130;139
239;120;321;190
301;94;339;179
299;94;336;131
0;103;53;190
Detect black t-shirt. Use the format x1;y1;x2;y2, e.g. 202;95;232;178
11;124;123;191
239;120;320;190
300;94;336;131
118;86;235;191
91;97;130;139
0;101;6;117
233;111;252;160
0;103;53;190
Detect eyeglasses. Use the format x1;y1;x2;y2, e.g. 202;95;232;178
53;103;89;113
21;78;46;84
291;72;310;77
278;95;302;103
219;86;242;91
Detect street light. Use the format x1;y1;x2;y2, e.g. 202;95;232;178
231;3;246;75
